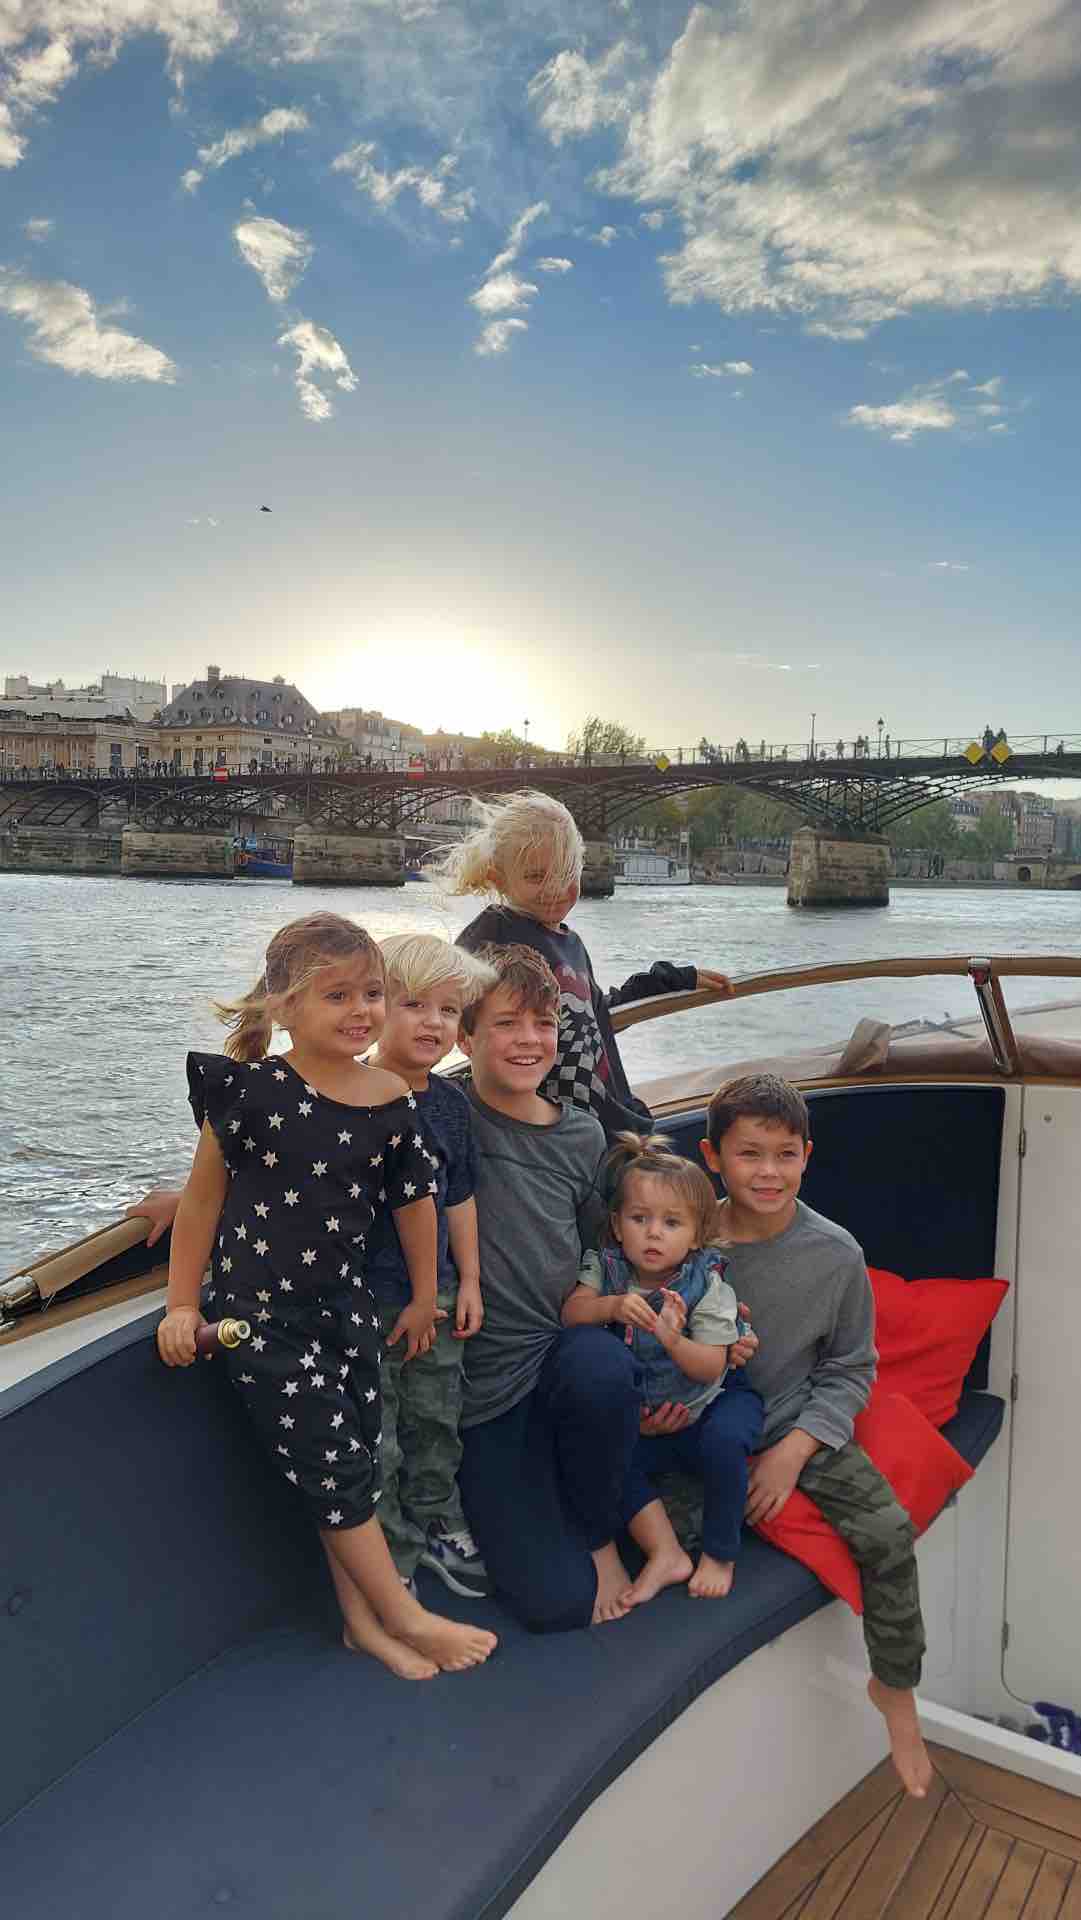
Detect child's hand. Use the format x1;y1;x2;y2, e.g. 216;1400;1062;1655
656;1289;687;1335
453;1282;484;1340
387;1299;443;1363
640;1401;691;1435
157;1306;205;1367
745;1441;803;1526
696;968;734;997
127;1188;182;1249
729;1303;759;1368
612;1292;659;1335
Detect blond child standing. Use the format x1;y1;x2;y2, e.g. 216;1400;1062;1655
365;934;494;1598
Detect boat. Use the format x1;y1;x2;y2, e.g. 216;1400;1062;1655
4;953;1080;1918
235;838;293;879
614;837;691;885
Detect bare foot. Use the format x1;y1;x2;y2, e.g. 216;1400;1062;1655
868;1676;934;1798
382;1599;497;1673
623;1544;693;1607
688;1553;735;1599
591;1542;634;1624
342;1625;438;1681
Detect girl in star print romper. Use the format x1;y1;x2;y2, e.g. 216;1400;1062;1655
158;912;497;1681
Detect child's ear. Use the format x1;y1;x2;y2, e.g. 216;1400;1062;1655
459;1028;474;1059
699;1136;721;1174
803;1138;813;1168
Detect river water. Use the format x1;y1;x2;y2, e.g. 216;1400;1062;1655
3;873;1079;1266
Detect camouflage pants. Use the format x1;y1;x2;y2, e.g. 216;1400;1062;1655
378;1295;467;1580
799;1442;926;1690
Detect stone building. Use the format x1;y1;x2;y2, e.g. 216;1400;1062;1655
155;667;341;772
4;672;166;722
320;708;423;769
0;695;156;774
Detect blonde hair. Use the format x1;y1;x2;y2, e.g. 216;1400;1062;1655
605;1132;718;1249
431;790;584;901
380;933;495;1008
216;913;383;1063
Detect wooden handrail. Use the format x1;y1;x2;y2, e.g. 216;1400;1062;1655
610;954;1081;1033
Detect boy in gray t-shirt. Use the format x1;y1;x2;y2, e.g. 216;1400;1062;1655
701;1073;932;1803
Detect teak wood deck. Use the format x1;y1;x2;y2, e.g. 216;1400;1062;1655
731;1745;1081;1920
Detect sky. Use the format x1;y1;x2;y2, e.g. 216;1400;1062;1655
2;0;1080;756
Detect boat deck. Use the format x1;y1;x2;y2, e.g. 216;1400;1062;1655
732;1746;1081;1919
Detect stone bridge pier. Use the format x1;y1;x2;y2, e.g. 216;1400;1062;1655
292;827;406;887
787;828;890;907
580;840;616;899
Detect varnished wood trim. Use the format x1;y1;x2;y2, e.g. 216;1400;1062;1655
930;1749;1081;1845
833;1779;947;1920
729;1764;903;1918
0;1267;166;1346
1022;1854;1076;1920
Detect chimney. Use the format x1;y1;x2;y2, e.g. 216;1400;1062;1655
207;664;221;688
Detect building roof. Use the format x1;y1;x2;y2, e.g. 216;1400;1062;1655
159;672;333;735
0;697;141;723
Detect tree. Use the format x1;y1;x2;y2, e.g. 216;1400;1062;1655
967;810;1014;861
566;715;646;760
886;800;960;856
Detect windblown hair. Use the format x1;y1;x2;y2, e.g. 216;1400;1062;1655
380;933;496;1009
215;913;383;1064
604;1132;719;1248
458;942;561;1036
706;1073;810;1147
429;791;584;902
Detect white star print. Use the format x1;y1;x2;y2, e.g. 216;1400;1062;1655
345;1347;359;1359
413;1133;423;1148
428;1181;438;1195
277;1445;290;1457
243;1137;256;1152
239;1373;254;1385
268;1113;284;1131
254;1239;269;1256
349;1439;362;1453
330;1414;345;1432
365;1387;377;1404
301;1249;317;1266
284;1189;299;1207
406;1095;416;1108
370;1153;383;1168
378;1190;386;1205
234;1223;247;1240
282;1381;299;1398
280;1414;295;1429
325;1216;340;1233
256;1289;271;1304
371;1314;379;1329
225;1074;234;1085
403;1182;416;1198
286;1469;298;1484
310;1372;326;1389
251;1335;266;1353
221;1257;232;1274
273;1068;287;1081
312;1160;327;1177
263;1152;278;1168
248;1062;261;1071
305;1083;318;1097
352;1277;364;1289
339;1363;349;1378
349;1183;361;1199
340;1263;349;1278
256;1309;270;1324
390;1134;402;1149
280;1278;293;1293
254;1203;269;1219
351;1312;362;1326
298;1101;313;1118
229;1120;241;1134
322;1476;338;1491
327;1509;343;1526
300;1353;314;1370
325;1448;338;1463
338;1130;352;1145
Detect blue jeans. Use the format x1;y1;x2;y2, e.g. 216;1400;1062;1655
622;1380;765;1561
458;1327;641;1633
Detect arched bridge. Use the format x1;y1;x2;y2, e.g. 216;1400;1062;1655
3;732;1081;838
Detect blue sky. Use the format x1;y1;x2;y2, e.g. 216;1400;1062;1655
2;1;1080;754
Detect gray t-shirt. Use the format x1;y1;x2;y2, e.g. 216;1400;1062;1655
461;1090;609;1427
719;1200;876;1451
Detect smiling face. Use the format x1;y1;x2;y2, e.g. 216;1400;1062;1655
498;834;581;931
612;1170;699;1281
287;957;386;1060
702;1115;810;1228
459;983;559;1103
381;982;465;1077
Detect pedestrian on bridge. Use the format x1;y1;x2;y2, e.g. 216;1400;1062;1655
439;792;733;1140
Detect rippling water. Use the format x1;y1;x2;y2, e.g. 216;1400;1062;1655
3;873;1079;1266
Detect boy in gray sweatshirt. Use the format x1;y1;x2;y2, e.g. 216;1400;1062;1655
701;1074;931;1802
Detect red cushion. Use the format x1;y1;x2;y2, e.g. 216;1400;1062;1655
869;1267;1009;1427
754;1390;974;1611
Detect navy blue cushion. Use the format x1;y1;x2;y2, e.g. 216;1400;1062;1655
0;1303;1004;1920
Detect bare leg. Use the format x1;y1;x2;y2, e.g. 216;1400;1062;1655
622;1500;693;1607
591;1540;635;1624
867;1677;933;1798
688;1552;735;1598
322;1543;438;1680
323;1515;497;1673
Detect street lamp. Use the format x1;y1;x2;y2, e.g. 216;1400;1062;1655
523;718;530;767
877;716;884;758
809;712;816;761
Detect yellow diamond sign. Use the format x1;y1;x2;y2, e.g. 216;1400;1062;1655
655;754;670;772
991;740;1011;764
964;741;984;764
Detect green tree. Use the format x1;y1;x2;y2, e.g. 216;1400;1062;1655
967;810;1014;860
887;800;961;856
566;715;646;760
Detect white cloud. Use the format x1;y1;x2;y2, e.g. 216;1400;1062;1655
475;317;528;356
332;143;474;224
535;256;573;273
972;376;1003;396
590;225;619;247
639;209;665;230
182;106;308;192
0;268;177;383
0;4;237;167
929;559;970;571
277;317;357;422
565;0;1081;335
468;270;537;315
806;321;868;341
23;217;54;242
848;370;1011;441
690;359;752;377
485;201;547;278
234;217;312;302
